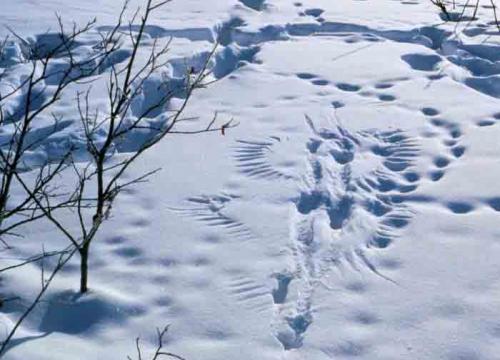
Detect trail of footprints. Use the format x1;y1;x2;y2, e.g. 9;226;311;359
421;108;500;215
423;108;465;183
4;0;498;166
295;72;410;106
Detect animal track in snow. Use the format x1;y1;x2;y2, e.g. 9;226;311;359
272;110;474;349
233;138;295;180
331;100;345;109
303;8;325;18
272;272;293;305
271;117;424;350
182;110;472;351
477;119;496;127
98;18;500;100
173;108;473;351
425;115;466;182
401;53;443;71
475;112;500;128
301;117;419;254
169;194;255;242
374;82;395;89
226;275;270;313
238;0;266;11
336;82;361;92
233;19;499;98
421;107;440;117
295;72;331;88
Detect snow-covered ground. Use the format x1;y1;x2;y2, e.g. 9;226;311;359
1;0;500;359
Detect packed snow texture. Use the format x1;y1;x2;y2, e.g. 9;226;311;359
1;0;500;359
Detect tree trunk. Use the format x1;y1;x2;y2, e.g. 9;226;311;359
80;245;89;293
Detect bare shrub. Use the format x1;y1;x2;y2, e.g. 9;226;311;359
430;0;500;30
128;325;186;360
0;0;233;354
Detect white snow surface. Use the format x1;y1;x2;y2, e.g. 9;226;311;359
1;0;500;359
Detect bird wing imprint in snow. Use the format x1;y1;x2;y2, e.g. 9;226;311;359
271;117;421;350
296;116;419;274
169;113;469;350
232;138;295;180
168;193;255;242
